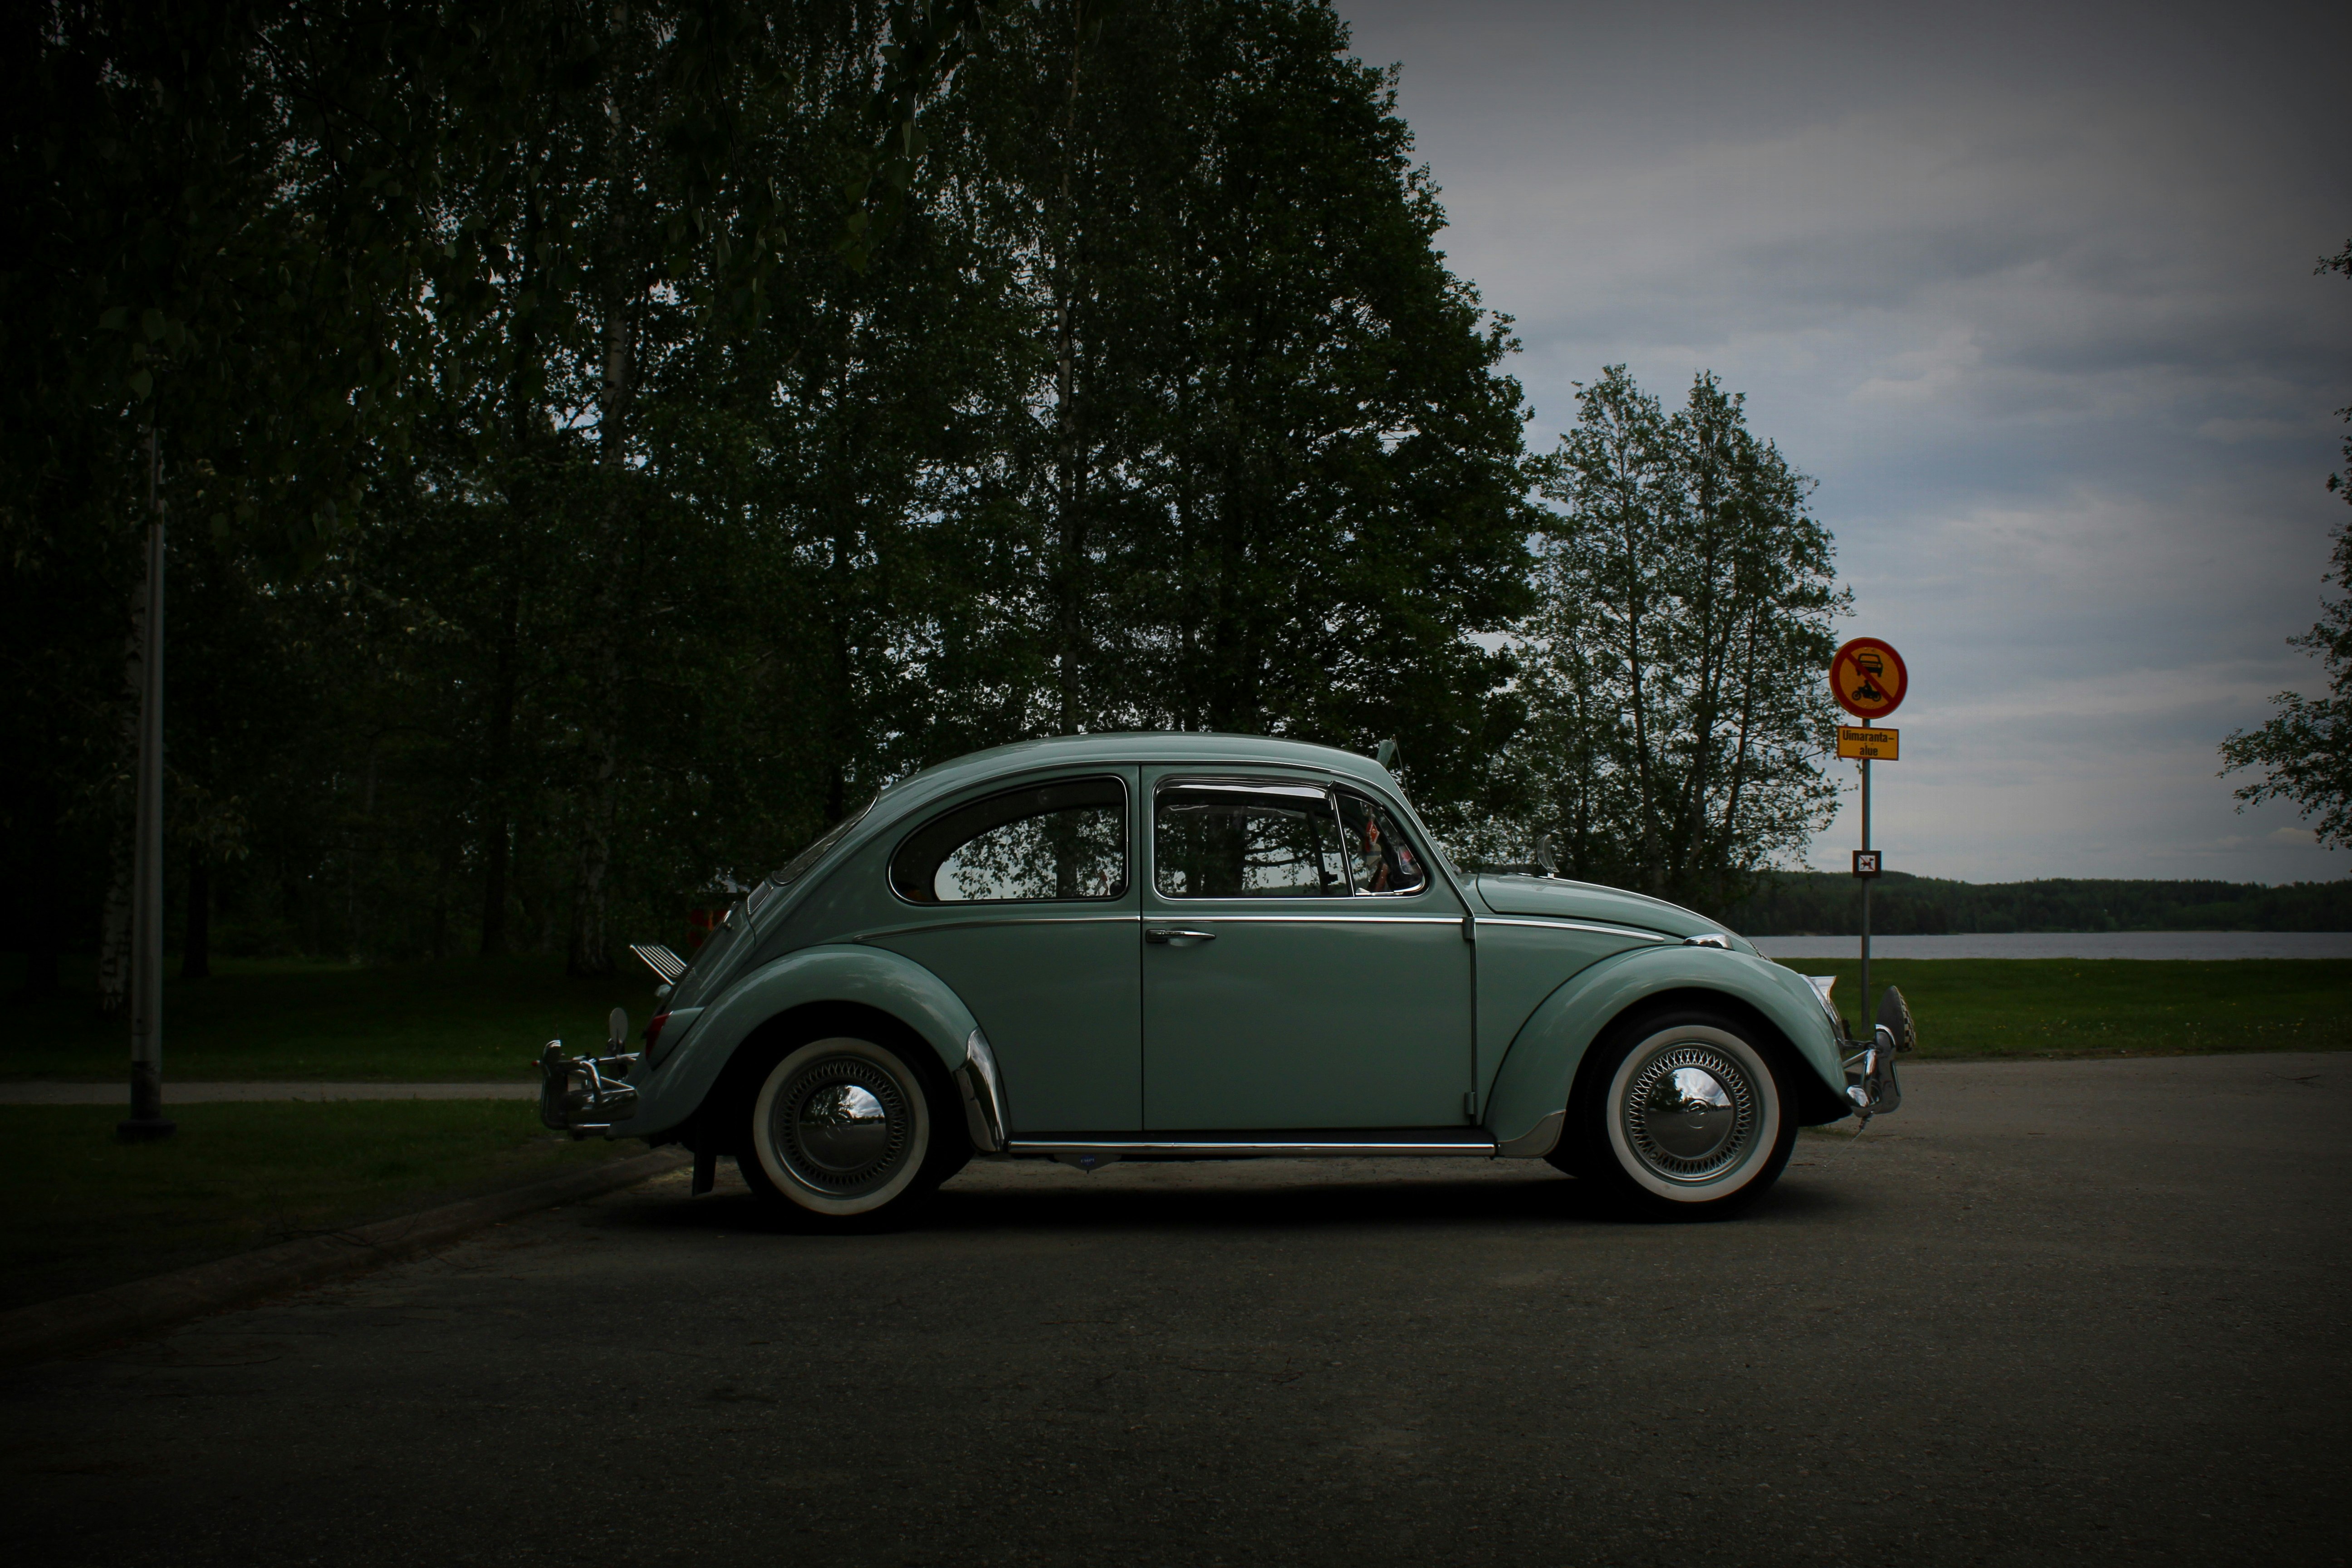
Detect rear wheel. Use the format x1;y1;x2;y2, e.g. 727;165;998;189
1553;1010;1796;1219
737;1034;962;1227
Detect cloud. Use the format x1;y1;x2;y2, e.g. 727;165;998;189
1340;0;2352;884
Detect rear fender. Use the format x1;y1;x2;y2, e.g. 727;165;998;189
628;944;980;1141
1485;945;1847;1146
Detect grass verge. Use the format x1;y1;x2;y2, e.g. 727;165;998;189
1;1100;637;1314
8;951;2346;1080
4;953;659;1081
1772;957;2352;1059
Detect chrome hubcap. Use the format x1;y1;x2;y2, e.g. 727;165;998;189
770;1058;911;1195
1622;1044;1758;1183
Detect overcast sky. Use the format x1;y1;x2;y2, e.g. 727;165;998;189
1333;0;2352;886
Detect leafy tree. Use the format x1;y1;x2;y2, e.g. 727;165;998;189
1488;365;1846;913
2;0;447;1003
2218;237;2352;849
0;0;1544;983
935;0;1533;794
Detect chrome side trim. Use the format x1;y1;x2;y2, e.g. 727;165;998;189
1005;1135;1500;1158
1138;912;1465;926
955;1029;1009;1154
1494;1108;1566;1160
860;913;1142;941
1477;916;1671;943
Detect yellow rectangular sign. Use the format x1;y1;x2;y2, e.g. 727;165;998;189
1838;725;1899;760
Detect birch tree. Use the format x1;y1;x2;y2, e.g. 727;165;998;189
1510;366;1846;912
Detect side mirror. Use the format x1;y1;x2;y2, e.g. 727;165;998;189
608;1007;630;1051
1534;831;1559;877
1374;738;1400;771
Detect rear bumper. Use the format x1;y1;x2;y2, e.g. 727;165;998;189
536;1040;640;1138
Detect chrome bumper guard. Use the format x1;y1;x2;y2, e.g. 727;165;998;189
1841;984;1916;1125
1843;1031;1903;1121
536;1039;640;1138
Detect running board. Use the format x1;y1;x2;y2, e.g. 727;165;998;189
1006;1132;1500;1160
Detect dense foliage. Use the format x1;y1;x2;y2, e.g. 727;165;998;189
1;0;1539;984
1441;366;1847;912
1722;872;2352;937
2218;239;2352;850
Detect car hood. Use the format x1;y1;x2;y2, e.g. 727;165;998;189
1471;873;1740;945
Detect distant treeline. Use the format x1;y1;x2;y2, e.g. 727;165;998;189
1720;873;2352;936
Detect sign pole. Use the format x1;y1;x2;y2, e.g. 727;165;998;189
1859;757;1872;1030
1830;635;1905;1039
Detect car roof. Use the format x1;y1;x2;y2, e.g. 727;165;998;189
878;732;1403;817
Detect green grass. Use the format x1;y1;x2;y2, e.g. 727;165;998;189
0;1100;635;1313
9;951;2345;1081
3;953;662;1081
1773;957;2352;1060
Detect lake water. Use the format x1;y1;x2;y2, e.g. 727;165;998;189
1747;931;2352;960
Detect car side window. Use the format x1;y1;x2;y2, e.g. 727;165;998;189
890;777;1127;904
1154;780;1347;898
1335;788;1428;896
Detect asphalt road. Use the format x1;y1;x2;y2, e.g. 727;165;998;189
4;1052;2345;1568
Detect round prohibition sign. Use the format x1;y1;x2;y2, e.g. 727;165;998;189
1831;637;1907;720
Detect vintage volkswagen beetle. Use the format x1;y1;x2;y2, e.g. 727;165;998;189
540;734;1908;1225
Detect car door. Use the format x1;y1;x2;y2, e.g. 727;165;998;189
864;769;1142;1134
1140;769;1473;1130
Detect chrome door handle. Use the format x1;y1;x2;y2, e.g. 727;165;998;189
1145;927;1217;946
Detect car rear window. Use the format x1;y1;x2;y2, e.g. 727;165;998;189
890;777;1128;903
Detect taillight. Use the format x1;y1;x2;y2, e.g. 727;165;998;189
643;1012;671;1054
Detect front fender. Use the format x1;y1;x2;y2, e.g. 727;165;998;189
623;944;980;1140
1485;945;1847;1146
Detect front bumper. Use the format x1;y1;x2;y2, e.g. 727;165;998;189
536;1040;640;1138
1842;1032;1904;1121
1806;976;1911;1123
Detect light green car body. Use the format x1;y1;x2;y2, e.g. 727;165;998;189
596;733;1854;1155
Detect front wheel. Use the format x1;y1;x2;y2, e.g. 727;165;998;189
1554;1012;1797;1220
738;1035;962;1227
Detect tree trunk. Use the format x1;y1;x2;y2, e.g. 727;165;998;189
484;179;547;959
98;549;148;1013
181;849;211;980
478;582;519;957
1052;12;1090;737
566;67;637;981
429;831;458;961
15;779;64;1001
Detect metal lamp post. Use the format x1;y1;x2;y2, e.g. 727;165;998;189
120;428;176;1142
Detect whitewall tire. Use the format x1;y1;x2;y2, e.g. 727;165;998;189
744;1036;936;1220
1566;1014;1798;1218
